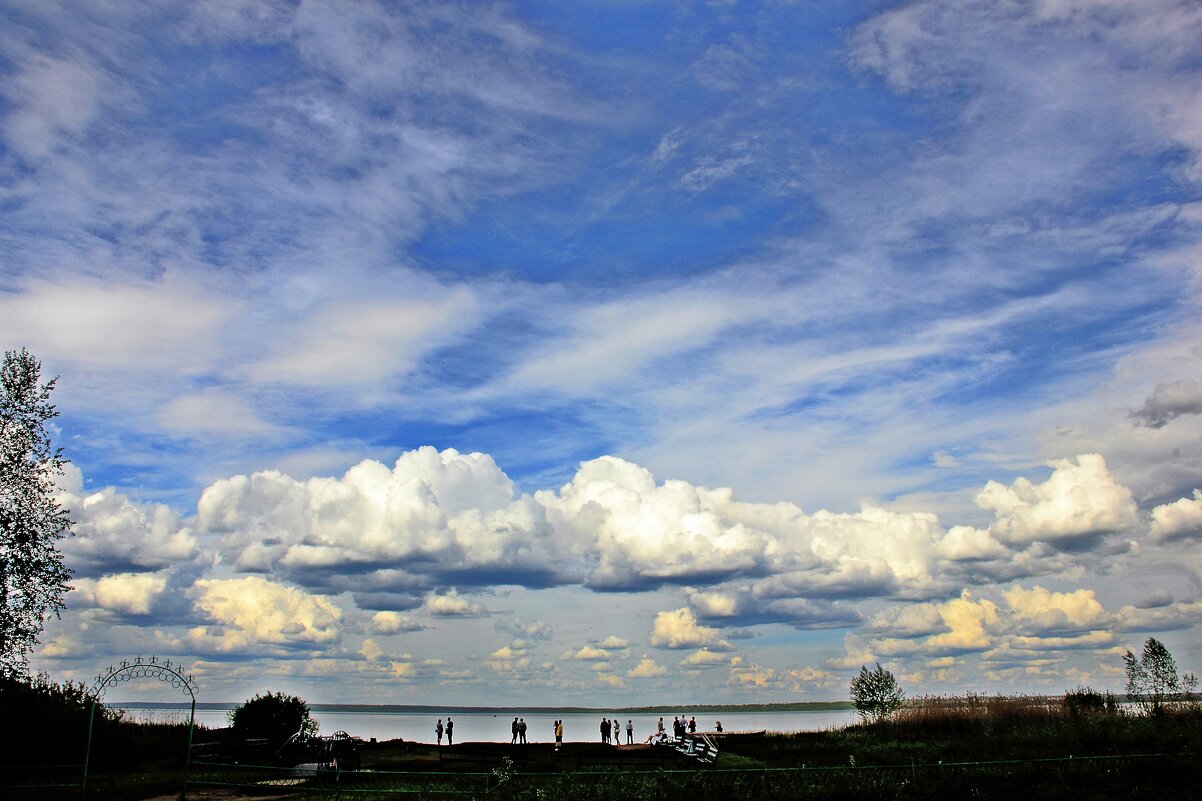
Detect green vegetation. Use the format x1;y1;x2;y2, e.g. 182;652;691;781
1124;636;1199;714
228;690;318;746
0;672;204;800
849;662;905;723
0;348;74;678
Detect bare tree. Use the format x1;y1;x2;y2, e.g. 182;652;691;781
0;348;73;677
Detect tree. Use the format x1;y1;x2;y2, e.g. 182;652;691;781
850;662;905;723
1124;637;1190;713
0;348;73;678
229;691;318;745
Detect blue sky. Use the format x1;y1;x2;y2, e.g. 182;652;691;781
5;0;1202;707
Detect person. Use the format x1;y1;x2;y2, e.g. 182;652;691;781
436;718;444;745
689;716;696;734
657;717;664;734
612;716;621;746
645;730;668;744
600;717;610;743
446;717;454;745
626;719;633;745
715;721;723;733
554;719;563;750
511;717;519;744
518;717;527;744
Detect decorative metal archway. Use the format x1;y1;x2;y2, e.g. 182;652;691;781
83;655;200;800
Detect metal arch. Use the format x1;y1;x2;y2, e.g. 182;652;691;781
89;654;199;703
82;655;200;800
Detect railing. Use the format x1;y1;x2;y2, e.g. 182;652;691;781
182;751;1200;799
0;764;84;793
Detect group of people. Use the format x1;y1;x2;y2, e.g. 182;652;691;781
510;717;528;744
433;714;724;747
598;717;633;745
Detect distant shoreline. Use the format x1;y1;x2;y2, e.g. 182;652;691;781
113;700;854;714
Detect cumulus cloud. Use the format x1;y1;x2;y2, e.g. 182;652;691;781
649;608;733;650
1150;490;1202;542
73;572;169;615
975;454;1138;546
1002;586;1113;636
562;645;608;661
424;590;488;617
1130;380;1202;428
370;611;425;634
628;657;668;678
681;649;733;668
197;446;574;588
187;576;342;653
485;641;531;674
56;465;198;576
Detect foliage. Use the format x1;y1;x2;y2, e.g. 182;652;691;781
0;348;73;678
1123;637;1192;713
228;690;318;745
849;662;905;723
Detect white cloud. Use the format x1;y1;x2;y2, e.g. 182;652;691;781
424;590;487;618
628;657;668;678
1003;585;1113;635
1150;490;1202;542
562;645;608;661
249;292;475;387
370;611;424;634
681;649;733;668
156;389;281;439
976;454;1138;546
73;572;168;615
187;576;342;652
649;608;732;650
0;276;233;373
56;465;198;575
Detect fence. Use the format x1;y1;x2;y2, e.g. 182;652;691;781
0;764;84;794
182;751;1201;799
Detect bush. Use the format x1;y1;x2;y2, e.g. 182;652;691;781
228;691;317;746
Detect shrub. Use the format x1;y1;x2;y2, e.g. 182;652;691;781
228;691;317;746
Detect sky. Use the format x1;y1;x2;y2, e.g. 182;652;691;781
4;0;1202;708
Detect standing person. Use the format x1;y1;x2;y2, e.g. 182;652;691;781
554;719;563;750
657;717;664;734
436;719;444;745
518;718;527;744
446;717;454;745
600;717;610;743
511;717;519;744
689;716;696;734
626;720;633;744
612;716;620;746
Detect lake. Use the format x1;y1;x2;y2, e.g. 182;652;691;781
113;703;858;744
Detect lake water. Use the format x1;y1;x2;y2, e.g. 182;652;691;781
114;704;858;744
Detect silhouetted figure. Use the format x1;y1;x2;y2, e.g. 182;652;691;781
512;717;519;744
626;720;633;744
518;717;527;744
600;717;610;743
436;719;444;745
446;717;454;745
